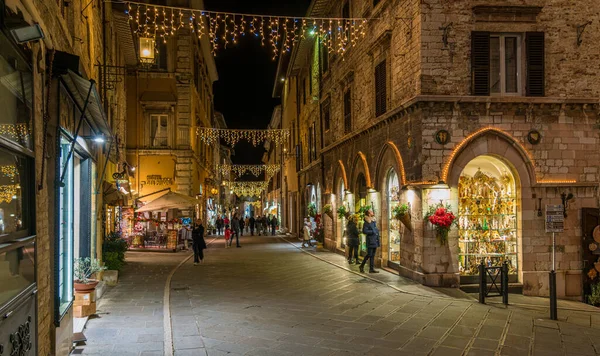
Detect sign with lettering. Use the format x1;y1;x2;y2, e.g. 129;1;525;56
142;175;173;186
545;205;564;233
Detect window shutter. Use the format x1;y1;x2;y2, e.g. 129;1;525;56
526;32;545;97
375;60;387;117
471;32;490;96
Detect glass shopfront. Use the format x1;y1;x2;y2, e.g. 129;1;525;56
336;179;346;249
355;173;367;254
0;5;36;350
458;155;518;282
387;169;401;265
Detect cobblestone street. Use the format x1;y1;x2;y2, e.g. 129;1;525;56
75;235;600;356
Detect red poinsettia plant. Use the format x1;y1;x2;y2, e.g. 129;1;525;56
425;203;456;245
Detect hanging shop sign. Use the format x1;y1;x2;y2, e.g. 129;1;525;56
545;204;564;233
142;175;173;186
122;0;371;59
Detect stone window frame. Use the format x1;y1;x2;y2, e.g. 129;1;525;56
369;32;391;119
489;33;523;96
141;104;175;149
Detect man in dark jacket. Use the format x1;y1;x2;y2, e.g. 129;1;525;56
271;216;278;236
192;220;207;265
346;215;360;265
249;216;256;235
360;210;380;273
231;214;241;248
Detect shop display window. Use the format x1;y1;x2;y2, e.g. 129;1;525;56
57;137;74;317
387;170;401;263
458;155;518;277
337;179;346;249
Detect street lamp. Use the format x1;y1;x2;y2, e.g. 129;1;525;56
139;37;155;64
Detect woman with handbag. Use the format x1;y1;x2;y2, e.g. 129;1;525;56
346;215;361;264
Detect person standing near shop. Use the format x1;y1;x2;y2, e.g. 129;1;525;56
270;215;278;236
223;215;230;229
239;217;245;236
249;216;256;236
360;209;380;273
231;214;241;248
302;218;313;247
192;220;207;265
346;215;360;265
216;217;223;235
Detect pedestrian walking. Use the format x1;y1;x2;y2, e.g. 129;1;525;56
231;214;241;247
271;215;278;236
224;226;232;248
302;218;313;247
346;215;360;265
192;220;207;265
244;216;250;234
239;217;245;236
360;209;380;273
249;216;256;236
262;215;268;235
223;216;230;229
216;217;223;235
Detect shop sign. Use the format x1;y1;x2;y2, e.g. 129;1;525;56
545;204;564;233
142;175;173;186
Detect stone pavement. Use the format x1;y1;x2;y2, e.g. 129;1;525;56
76;235;600;356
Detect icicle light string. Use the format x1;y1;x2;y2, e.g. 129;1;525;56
197;127;290;147
223;181;270;197
115;0;371;58
217;164;280;178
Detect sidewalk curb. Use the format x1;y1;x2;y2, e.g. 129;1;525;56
164;236;218;356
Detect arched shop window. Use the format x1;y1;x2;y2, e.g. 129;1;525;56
355;173;367;253
458;155;518;283
337;179;346;249
387;169;401;264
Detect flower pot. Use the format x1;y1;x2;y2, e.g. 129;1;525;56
397;213;412;232
74;279;99;292
435;227;449;246
103;270;119;286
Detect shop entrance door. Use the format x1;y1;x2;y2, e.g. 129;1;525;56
582;208;600;302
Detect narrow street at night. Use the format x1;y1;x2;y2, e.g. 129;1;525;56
74;235;600;356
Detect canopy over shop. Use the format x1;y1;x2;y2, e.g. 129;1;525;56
130;191;199;251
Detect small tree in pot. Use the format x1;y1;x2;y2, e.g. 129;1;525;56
74;257;106;292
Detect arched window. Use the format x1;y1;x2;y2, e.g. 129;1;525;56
387;169;400;264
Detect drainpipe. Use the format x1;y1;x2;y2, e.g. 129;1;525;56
317;39;326;244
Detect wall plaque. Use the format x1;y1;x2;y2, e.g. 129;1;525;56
434;130;450;145
527;130;541;145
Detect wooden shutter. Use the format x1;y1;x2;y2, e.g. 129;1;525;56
322;99;330;131
375;60;387;117
344;89;352;133
471;32;490;96
526;32;545;97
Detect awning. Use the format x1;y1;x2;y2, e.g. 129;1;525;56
103;181;125;205
60;69;112;138
136;191;199;213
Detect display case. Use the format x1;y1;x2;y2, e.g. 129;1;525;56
458;168;518;281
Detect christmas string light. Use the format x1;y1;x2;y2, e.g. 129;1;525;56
197;127;290;147
0;165;18;179
121;0;371;59
0;123;30;140
223;181;269;197
0;184;19;203
217;164;280;178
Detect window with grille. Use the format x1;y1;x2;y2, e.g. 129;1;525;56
472;32;544;96
375;60;387;117
150;114;169;147
344;89;352;133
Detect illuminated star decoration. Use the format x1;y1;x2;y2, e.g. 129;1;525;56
124;0;370;60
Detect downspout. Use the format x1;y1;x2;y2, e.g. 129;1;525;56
295;76;301;235
317;38;327;246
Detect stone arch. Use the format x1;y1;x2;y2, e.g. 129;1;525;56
375;141;407;191
443;128;536;185
351;151;372;189
333;160;348;190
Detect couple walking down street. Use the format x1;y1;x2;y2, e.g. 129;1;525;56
346;209;380;273
224;214;242;248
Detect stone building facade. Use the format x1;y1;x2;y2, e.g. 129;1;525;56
125;3;218;222
278;0;600;300
0;0;130;354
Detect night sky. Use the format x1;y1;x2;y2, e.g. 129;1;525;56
204;0;312;165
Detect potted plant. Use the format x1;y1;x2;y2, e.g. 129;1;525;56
357;205;372;220
323;204;333;219
425;203;456;245
314;214;325;249
337;205;350;219
74;257;106;292
393;203;412;231
102;232;128;286
308;202;317;217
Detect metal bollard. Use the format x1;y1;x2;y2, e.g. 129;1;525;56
502;261;509;305
479;262;486;304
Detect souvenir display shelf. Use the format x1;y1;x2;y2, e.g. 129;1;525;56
458;170;518;278
388;185;401;263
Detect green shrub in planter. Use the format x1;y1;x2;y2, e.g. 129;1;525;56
102;232;128;271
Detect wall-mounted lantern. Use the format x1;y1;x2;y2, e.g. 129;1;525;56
139;37;155;64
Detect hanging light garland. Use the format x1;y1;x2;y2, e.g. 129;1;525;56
0;165;18;180
0;184;19;204
197;127;290;147
217;164;280;178
223;181;269;197
120;0;370;59
247;201;262;208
